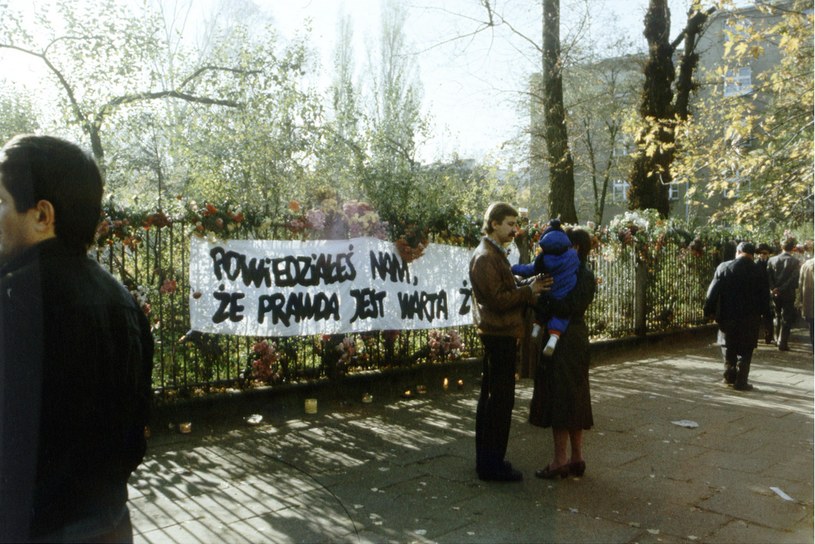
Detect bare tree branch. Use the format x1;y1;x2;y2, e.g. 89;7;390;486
0;43;91;133
178;65;261;90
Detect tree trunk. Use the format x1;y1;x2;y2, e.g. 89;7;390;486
542;0;578;223
674;8;715;120
627;0;674;217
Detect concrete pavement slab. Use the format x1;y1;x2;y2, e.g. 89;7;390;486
130;328;813;543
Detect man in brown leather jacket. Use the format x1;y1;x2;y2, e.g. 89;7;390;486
469;202;549;481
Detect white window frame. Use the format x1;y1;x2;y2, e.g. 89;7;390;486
612;139;632;158
612;179;629;202
722;176;741;199
723;66;753;98
668;184;680;201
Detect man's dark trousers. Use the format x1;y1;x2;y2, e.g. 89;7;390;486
773;295;797;349
476;335;516;474
720;331;754;388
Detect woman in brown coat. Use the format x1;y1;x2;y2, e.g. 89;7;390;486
529;226;596;479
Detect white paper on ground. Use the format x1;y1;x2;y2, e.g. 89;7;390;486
770;486;794;501
671;419;699;428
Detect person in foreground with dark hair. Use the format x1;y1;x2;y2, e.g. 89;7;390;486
0;135;153;543
469;202;550;482
529;226;596;480
704;241;770;391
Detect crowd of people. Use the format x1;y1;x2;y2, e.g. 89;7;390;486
704;237;813;391
469;200;812;485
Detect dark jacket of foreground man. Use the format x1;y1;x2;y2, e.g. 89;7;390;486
0;238;153;541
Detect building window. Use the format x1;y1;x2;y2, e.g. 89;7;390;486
668;184;680;201
723;67;753;97
612;179;629;202
722;178;741;199
612;139;632;158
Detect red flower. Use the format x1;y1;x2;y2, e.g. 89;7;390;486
160;279;178;295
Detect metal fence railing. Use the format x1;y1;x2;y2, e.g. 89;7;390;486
94;223;720;397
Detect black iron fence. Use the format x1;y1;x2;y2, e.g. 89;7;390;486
94;223;720;397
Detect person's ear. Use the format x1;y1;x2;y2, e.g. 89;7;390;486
31;199;56;233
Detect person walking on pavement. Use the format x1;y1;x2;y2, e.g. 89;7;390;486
796;256;814;349
756;243;775;344
704;242;771;391
0;135;154;543
469;202;551;482
767;237;801;351
529;226;596;479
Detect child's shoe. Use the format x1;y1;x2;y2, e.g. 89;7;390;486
542;334;559;357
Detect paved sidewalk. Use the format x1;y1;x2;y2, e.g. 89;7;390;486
130;330;814;543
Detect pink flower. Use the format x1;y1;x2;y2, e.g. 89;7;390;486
160;279;178;295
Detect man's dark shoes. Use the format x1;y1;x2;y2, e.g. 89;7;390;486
478;461;523;482
778;344;790;351
478;467;523;482
733;383;754;391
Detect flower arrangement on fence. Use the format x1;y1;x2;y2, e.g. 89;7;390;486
344;200;389;239
608;209;658;247
189;201;247;237
336;335;364;366
427;329;464;362
249;340;282;384
129;285;152;316
394;222;428;263
513;216;543;247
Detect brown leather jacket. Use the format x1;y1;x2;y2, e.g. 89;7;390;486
469;237;537;338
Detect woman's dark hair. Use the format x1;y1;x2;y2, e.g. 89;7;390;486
0;135;103;251
564;226;592;263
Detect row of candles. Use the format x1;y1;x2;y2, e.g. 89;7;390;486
155;376;469;433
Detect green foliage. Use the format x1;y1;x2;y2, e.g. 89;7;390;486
0;87;40;141
674;1;814;233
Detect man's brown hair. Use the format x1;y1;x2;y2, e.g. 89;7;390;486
482;202;518;234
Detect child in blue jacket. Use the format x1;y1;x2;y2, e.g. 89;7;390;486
511;219;579;356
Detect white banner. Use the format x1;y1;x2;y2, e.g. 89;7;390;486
189;237;475;337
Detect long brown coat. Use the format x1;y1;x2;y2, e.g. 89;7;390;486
529;263;596;430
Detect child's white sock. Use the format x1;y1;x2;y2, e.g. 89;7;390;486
543;334;559;357
531;323;542;338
